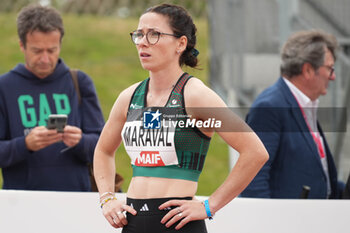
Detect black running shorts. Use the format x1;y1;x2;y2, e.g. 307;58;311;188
121;197;208;233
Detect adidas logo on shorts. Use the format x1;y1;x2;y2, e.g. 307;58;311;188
139;203;149;211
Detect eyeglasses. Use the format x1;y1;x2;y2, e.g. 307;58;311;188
320;65;335;77
130;30;180;45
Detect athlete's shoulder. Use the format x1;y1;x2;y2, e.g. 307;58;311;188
186;76;205;86
185;77;226;108
185;77;213;97
119;81;143;99
114;81;144;111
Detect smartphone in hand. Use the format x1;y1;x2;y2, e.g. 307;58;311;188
46;114;67;133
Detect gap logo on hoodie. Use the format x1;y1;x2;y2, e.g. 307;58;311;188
17;93;71;128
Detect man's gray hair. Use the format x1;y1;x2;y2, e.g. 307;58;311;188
17;4;64;47
280;30;338;78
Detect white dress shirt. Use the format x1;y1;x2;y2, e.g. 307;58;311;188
283;77;331;196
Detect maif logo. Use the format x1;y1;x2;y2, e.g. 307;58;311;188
135;151;165;167
143;110;162;129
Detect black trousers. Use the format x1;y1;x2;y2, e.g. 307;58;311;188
121;197;208;233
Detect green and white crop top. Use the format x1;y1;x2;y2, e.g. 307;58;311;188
121;73;211;182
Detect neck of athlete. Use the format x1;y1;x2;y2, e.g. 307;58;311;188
148;67;184;94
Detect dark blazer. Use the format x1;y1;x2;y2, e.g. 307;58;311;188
241;77;340;199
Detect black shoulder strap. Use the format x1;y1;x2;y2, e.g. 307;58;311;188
69;69;81;105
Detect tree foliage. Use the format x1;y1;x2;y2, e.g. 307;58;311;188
0;0;207;18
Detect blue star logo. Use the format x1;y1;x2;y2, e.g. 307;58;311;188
143;110;162;129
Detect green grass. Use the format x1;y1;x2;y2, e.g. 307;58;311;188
0;13;229;195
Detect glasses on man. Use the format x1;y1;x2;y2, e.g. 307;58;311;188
320;65;335;77
130;30;180;45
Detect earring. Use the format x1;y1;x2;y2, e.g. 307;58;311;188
176;50;180;54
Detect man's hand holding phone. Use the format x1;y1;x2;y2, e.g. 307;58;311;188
46;114;67;133
25;114;82;151
25;126;63;151
46;114;82;149
24;114;66;151
62;125;82;148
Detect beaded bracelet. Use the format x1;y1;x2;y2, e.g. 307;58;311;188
100;196;117;209
99;192;114;202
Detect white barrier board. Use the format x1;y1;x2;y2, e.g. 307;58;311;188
0;190;349;233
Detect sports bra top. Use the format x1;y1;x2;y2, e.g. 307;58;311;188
121;73;211;181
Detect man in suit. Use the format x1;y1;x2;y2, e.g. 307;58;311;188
241;30;344;199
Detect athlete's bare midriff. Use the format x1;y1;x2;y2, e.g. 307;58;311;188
127;176;198;199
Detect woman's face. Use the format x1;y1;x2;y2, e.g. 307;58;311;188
134;12;182;72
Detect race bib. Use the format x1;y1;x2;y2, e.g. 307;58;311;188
121;109;178;167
